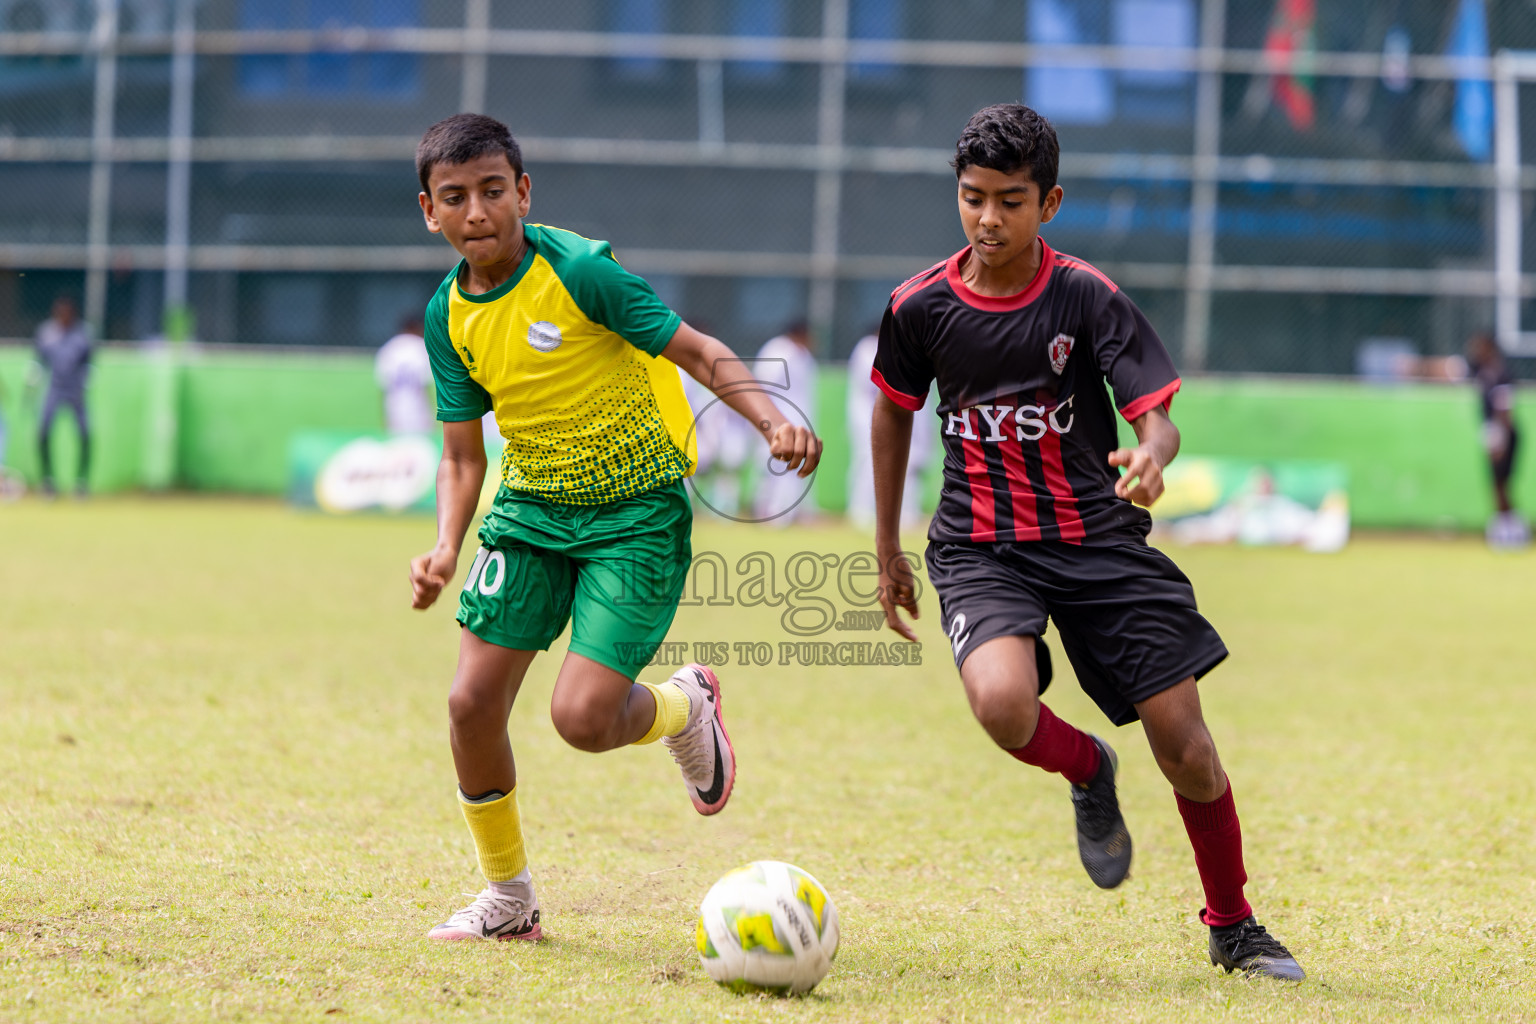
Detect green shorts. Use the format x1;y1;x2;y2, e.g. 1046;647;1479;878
456;481;693;679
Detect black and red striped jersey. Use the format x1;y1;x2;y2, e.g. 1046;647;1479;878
873;238;1181;546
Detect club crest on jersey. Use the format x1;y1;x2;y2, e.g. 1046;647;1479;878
527;321;563;353
1049;334;1074;375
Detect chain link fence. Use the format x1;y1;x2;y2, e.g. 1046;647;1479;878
2;0;1535;376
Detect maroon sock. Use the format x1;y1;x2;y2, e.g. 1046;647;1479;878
1176;777;1253;928
1007;703;1101;786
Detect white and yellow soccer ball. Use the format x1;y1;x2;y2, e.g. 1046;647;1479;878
695;860;840;995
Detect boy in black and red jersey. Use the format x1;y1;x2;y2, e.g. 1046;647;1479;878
870;104;1304;981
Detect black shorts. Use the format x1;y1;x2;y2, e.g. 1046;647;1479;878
926;537;1228;727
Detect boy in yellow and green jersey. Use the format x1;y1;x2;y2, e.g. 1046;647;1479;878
407;113;822;942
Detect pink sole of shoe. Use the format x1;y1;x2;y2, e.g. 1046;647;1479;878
688;664;736;816
428;924;544;942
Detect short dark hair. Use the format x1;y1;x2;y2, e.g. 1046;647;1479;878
952;103;1059;199
416;113;524;193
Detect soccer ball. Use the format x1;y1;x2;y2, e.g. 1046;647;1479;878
695;860;839;995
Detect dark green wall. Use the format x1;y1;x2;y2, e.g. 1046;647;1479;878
1;344;1530;529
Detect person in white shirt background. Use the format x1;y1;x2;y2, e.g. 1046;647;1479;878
753;320;819;525
375;314;435;435
846;330;931;529
682;368;753;520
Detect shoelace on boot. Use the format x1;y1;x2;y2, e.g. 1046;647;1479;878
444;890;531;926
663;719;714;778
1219;920;1290;960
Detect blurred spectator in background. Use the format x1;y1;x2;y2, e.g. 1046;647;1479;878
1467;333;1527;548
754;320;818;524
682;371;754;519
680;327;753;519
35;296;92;497
846;329;929;529
375;313;434;434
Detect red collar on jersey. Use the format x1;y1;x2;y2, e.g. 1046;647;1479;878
946;238;1056;312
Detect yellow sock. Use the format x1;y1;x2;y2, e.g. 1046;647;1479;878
458;787;528;883
632;680;691;744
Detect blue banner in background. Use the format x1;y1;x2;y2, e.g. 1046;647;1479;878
1026;0;1114;125
1115;0;1194;89
1027;0;1194;125
1449;0;1492;162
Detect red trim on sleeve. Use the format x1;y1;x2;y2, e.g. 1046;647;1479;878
1119;378;1182;422
945;240;1056;312
890;257;946;310
889;260;947;312
872;367;925;411
1054;255;1119;294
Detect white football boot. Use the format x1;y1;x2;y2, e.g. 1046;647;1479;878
427;870;542;942
662;664;736;815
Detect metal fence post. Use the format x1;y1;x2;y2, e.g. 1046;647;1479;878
85;0;120;337
163;0;195;333
1182;0;1226;372
1494;50;1523;353
697;59;725;147
461;0;490;114
809;0;849;357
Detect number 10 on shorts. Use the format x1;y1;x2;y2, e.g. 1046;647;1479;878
462;546;506;596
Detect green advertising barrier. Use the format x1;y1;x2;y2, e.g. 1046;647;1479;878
139;345;180;491
288;431;440;513
1156;457;1349;519
1153;456;1350;551
1139;378;1515;532
1;342;1530;530
288;430;504;514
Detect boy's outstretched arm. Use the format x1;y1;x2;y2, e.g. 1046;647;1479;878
1108;405;1180;507
871;392;919;642
661;322;823;477
410;418;488;609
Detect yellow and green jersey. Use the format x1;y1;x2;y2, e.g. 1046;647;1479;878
424;223;696;505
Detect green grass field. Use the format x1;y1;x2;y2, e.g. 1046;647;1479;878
2;498;1533;1023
